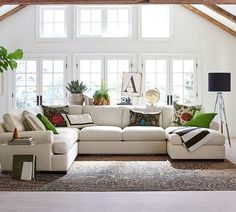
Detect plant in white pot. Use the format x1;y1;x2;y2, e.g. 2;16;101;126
66;80;88;105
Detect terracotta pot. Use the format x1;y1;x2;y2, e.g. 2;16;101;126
93;97;110;105
68;93;84;105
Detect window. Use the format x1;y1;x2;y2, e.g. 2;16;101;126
106;8;130;37
78;9;102;36
13;57;67;109
140;5;171;39
144;58;168;104
172;59;195;105
76;55;133;104
15;60;38;109
42;59;66;105
77;6;132;38
106;58;131;104
77;58;103;97
39;6;68;38
142;55;197;105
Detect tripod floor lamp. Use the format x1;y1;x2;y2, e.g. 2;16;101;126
208;72;231;146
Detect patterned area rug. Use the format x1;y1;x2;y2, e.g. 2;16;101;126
1;155;236;191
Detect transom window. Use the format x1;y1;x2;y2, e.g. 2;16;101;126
140;5;171;39
77;6;132;38
39;6;68;38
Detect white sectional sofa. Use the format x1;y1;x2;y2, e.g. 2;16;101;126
0;105;225;172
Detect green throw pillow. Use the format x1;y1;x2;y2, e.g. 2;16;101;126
37;113;58;134
184;111;217;128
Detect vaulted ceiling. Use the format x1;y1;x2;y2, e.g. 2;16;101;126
0;1;236;37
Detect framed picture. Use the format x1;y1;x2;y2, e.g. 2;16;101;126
121;72;142;97
0;73;3;95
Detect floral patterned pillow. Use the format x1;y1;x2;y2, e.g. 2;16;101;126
129;110;161;127
42;106;69;127
173;102;201;126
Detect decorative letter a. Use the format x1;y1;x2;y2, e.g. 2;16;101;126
123;76;138;93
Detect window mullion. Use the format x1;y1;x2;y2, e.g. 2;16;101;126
102;8;107;37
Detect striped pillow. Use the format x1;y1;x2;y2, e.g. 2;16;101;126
23;111;46;131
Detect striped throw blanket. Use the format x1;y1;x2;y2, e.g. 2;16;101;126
169;127;211;152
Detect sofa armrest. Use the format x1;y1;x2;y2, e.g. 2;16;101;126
209;121;220;131
0;123;6;133
0;130;54;144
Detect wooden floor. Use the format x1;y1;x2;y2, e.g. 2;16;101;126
0;138;236;211
1;191;236;212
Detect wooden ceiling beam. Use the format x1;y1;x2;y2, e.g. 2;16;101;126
0;0;148;4
204;4;236;24
151;0;236;3
0;0;236;4
0;5;26;22
182;4;236;37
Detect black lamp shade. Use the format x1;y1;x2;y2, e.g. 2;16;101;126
208;73;231;92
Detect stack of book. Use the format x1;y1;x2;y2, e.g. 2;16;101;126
8;137;34;145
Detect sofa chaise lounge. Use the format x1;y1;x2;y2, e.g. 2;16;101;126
0;105;225;172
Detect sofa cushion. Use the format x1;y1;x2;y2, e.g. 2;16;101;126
23;111;46;131
173;102;201;126
123;126;166;141
165;127;225;145
53;128;79;154
83;106;123;127
37;114;58;134
162;106;174;129
68;105;83;115
43;105;69;127
129;110;161;127
80;126;122;141
62;113;95;129
184;111;217;128
3;110;26;132
122;106;162;128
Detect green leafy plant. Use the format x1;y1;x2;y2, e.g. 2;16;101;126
66;80;88;94
93;80;110;101
0;46;23;73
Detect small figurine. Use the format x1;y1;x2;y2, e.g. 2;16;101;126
13;128;20;139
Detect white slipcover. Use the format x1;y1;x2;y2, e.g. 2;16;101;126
123;126;166;141
80;126;123;141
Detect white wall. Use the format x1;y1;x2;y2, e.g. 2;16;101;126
0;5;236;135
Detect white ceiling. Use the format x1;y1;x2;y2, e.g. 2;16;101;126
0;5;19;17
191;4;236;32
218;4;236;16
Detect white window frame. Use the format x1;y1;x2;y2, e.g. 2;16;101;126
139;53;200;106
36;5;71;41
75;5;133;40
12;54;69;110
138;5;173;41
74;53;136;103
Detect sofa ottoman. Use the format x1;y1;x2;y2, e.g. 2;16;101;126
166;127;225;160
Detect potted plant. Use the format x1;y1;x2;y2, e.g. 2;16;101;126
0;46;23;73
66;80;88;105
93;81;110;105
